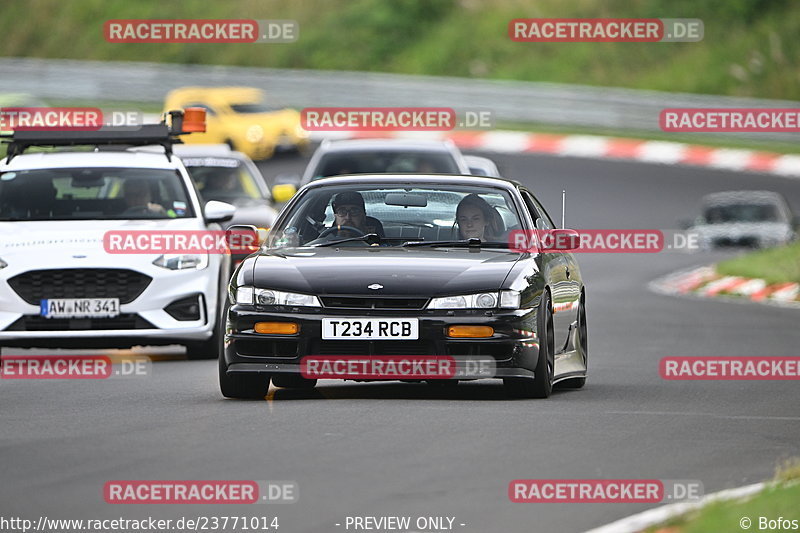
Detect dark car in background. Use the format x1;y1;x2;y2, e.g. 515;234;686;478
174;145;277;224
219;175;588;400
172;145;282;265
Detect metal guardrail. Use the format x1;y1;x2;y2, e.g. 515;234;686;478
1;57;798;143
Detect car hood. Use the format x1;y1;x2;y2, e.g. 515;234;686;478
251;247;520;296
0;218;202;262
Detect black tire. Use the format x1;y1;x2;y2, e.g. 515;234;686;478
217;302;272;399
218;355;271;399
272;374;317;389
504;289;554;399
558;294;587;389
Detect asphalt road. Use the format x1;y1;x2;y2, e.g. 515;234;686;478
2;150;799;533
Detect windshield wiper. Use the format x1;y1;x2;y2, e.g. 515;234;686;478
402;238;483;248
313;233;384;247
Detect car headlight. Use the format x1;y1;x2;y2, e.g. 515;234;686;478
246;125;264;143
428;290;520;309
0;258;7;269
152;254;209;270
234;286;321;307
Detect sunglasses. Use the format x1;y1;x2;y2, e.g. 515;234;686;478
334;207;365;217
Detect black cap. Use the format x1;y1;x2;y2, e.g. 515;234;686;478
332;191;365;211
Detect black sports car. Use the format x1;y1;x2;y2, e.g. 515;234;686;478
219;175;588;399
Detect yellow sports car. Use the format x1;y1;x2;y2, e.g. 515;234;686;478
163;87;309;160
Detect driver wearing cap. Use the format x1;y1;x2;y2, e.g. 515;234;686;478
328;191;384;239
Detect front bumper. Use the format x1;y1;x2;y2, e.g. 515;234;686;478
0;266;221;348
224;304;540;380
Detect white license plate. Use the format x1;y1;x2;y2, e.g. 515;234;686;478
322;318;418;340
40;298;120;319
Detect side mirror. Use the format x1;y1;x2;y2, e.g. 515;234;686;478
540;229;580;252
226;224;268;254
272;183;297;204
204;200;236;223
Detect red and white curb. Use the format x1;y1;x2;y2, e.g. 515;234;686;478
583;481;765;533
310;130;800;178
649;265;800;308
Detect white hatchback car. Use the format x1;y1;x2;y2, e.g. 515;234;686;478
0;139;235;359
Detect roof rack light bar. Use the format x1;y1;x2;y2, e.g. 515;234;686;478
0;108;206;163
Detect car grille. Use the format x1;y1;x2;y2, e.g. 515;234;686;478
7;268;152;305
312;340;434;356
320;296;429;310
6;314;155;331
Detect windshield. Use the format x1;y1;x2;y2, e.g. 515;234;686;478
703;203;782;224
268;184;522;248
311;151;460;180
0;167;195;221
182;157;265;203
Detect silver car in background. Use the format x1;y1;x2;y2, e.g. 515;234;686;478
300;138;472;185
687;190;798;249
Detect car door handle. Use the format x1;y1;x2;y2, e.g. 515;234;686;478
565;268;570;279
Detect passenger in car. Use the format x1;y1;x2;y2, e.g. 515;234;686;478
455;193;503;241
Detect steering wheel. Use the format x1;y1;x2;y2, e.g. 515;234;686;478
318;225;366;238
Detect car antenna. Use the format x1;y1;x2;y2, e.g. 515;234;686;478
561;189;566;228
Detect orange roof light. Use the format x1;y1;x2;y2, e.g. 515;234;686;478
182;107;206;133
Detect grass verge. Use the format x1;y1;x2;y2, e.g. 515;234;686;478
716;241;800;285
647;458;800;533
2;0;800;100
